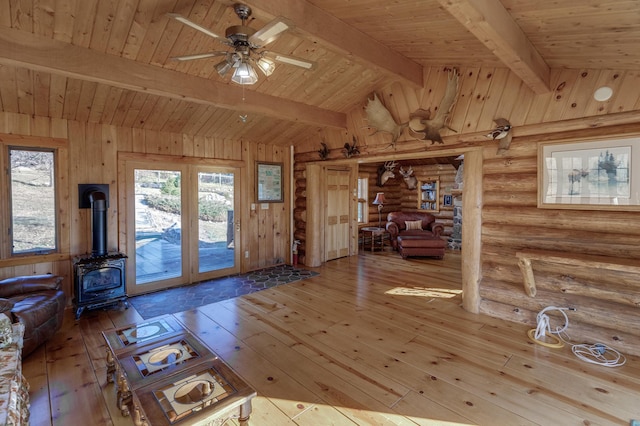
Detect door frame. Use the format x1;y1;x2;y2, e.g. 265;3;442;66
118;153;244;296
302;147;482;313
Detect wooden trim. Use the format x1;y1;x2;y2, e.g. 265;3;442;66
0;133;68;147
118;151;245;168
305;164;323;267
0;252;70;268
0;135;70;263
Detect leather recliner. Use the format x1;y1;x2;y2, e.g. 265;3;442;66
0;274;66;357
385;211;445;250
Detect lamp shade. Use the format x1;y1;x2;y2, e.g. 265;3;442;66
373;192;386;205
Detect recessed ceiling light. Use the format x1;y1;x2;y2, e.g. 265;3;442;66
593;86;613;102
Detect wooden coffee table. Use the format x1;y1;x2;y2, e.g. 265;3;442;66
102;317;256;425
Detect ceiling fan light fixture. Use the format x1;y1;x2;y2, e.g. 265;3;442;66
256;57;276;76
215;59;233;77
232;61;259;85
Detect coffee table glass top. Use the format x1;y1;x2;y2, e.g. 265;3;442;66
153;365;236;424
103;315;184;353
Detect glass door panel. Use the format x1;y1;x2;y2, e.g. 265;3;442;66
197;171;236;273
134;168;183;285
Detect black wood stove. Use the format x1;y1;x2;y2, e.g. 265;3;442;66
73;186;128;319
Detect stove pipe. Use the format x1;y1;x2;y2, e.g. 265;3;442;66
88;191;108;256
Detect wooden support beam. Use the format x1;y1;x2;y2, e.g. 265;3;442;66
0;27;347;130
244;0;424;88
436;0;551;95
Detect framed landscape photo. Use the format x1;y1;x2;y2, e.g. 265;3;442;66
256;162;283;203
538;136;640;211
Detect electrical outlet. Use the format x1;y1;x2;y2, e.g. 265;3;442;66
244;251;249;258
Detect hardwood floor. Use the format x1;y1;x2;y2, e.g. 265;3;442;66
22;250;640;425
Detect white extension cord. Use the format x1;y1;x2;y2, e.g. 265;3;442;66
529;306;626;367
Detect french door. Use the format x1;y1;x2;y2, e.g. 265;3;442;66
124;161;240;295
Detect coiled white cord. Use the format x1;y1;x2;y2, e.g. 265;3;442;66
528;306;626;367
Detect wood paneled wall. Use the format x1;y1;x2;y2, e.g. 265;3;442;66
294;65;640;356
0;111;290;304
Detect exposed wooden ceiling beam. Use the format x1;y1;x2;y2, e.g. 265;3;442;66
436;0;551;94
0;26;346;130
243;0;424;88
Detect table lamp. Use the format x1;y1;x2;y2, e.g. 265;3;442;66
372;192;386;229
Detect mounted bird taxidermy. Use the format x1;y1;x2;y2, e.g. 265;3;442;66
398;166;418;190
486;118;513;155
377;161;398;187
318;142;330;160
408;69;460;144
343;136;360;158
365;93;407;148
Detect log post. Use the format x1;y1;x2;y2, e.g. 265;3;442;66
461;149;482;314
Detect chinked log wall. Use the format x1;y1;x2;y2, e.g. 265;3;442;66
295;66;640;356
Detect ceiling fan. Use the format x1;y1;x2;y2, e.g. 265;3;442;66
168;3;316;85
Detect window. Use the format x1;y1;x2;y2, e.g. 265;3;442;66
9;147;57;254
1;135;67;262
357;177;369;223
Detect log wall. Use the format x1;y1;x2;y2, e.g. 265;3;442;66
294;65;640;356
0;111;290;303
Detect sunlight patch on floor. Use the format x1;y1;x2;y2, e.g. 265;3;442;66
385;287;463;298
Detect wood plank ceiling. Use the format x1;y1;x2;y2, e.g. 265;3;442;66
0;0;638;146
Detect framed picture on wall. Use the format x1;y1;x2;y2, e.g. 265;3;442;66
538;136;640;211
443;194;453;206
256;162;283;202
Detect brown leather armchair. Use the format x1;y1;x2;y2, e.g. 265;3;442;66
0;275;65;357
386;211;444;250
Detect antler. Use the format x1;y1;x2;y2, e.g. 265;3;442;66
408;69;459;144
365;93;407;148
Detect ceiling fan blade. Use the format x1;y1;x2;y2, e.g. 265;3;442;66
249;17;293;46
264;51;316;70
167;13;226;41
170;51;229;61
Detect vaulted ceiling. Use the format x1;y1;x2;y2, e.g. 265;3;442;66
0;0;638;146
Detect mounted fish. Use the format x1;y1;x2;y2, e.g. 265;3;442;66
408;69;460;144
365;93;407;148
318;142;330;160
343;136;360;158
486;118;513;155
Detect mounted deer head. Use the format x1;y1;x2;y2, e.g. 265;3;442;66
399;166;418;190
377;160;398;187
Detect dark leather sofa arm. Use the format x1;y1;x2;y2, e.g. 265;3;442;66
0;274;63;298
430;223;444;238
0;298;15;313
386;222;399;238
